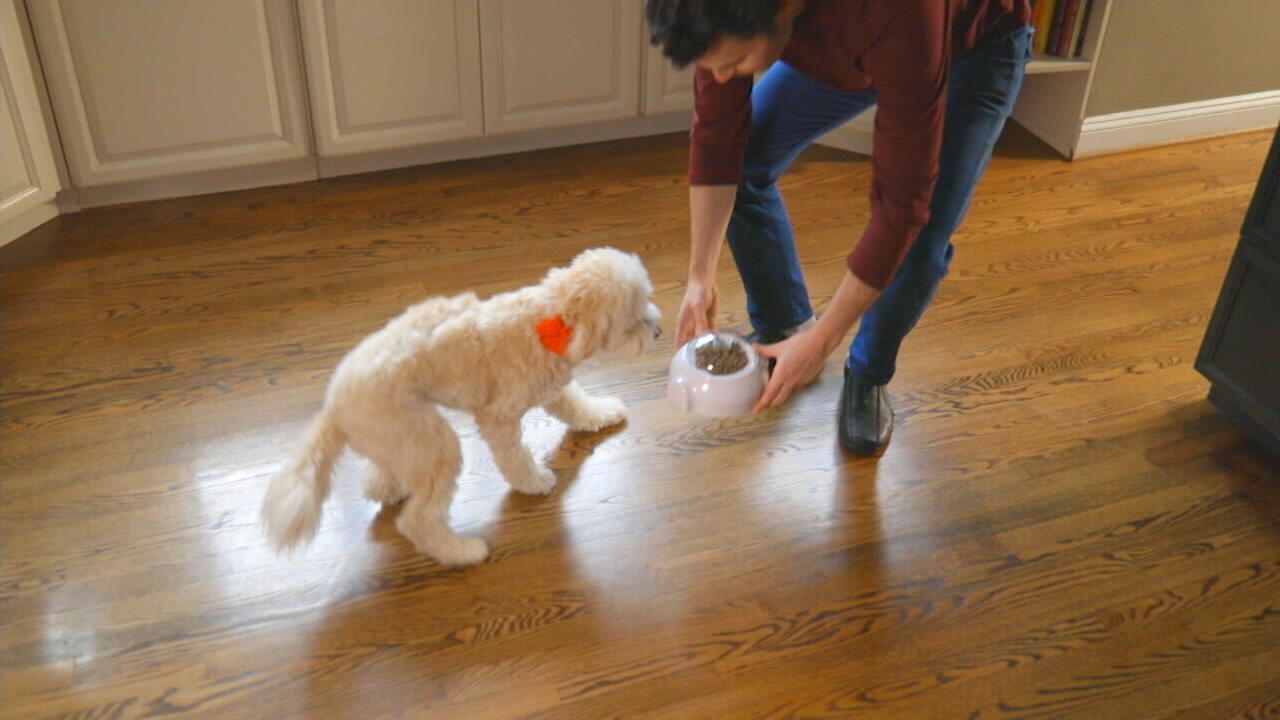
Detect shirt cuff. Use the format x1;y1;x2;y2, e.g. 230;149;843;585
847;216;923;291
689;140;745;186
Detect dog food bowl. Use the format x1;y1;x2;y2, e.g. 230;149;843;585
667;331;770;417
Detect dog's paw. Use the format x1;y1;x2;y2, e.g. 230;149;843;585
396;515;490;566
510;463;557;495
574;396;627;432
432;536;490;567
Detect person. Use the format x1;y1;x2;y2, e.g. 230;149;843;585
646;0;1034;454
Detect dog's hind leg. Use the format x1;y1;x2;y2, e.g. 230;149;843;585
476;412;556;495
543;381;626;432
362;462;408;505
359;403;487;565
397;471;487;567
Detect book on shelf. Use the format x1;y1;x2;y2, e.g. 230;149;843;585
1031;0;1094;58
1072;0;1096;57
1033;0;1056;55
1055;0;1082;56
1046;0;1068;56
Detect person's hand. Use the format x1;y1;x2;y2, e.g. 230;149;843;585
753;326;834;412
675;279;720;347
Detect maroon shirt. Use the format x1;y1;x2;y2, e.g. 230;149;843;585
691;0;1033;290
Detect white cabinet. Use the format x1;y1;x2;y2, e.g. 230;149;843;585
643;42;694;115
1;0;61;245
478;0;641;134
25;0;312;187
8;0;695;236
297;0;483;157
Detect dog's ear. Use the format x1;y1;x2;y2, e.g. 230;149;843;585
562;295;608;361
543;248;647;360
544;265;611;361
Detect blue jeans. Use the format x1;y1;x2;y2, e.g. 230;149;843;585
726;24;1033;384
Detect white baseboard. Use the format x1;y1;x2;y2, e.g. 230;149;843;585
1077;90;1280;157
67;157;320;210
317;113;690;179
1;200;59;246
815;91;1280;161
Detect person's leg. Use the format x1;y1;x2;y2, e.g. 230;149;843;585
727;62;876;340
841;24;1034;453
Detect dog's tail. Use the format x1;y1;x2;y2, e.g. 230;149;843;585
262;411;346;552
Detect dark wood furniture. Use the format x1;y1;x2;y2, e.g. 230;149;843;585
1197;122;1280;455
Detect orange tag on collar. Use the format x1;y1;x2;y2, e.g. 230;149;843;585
536;315;573;356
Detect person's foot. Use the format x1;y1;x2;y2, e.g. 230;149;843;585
744;328;787;346
838;366;893;455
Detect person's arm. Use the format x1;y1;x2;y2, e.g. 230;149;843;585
812;270;883;353
677;67;753;345
754;270;881;411
747;269;880;409
676;185;736;345
848;0;948;290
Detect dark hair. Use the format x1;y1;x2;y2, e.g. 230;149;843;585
645;0;781;68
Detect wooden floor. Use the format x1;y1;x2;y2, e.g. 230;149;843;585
3;125;1279;720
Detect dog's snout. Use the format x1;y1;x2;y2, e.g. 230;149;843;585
645;317;662;339
644;302;662;339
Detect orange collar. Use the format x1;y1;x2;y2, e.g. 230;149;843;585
536;315;573;356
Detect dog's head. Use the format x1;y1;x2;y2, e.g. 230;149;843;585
543;248;662;361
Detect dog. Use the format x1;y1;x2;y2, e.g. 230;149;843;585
261;247;661;566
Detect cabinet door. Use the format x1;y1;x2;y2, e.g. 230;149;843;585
1196;242;1280;448
643;39;693;115
479;0;641;134
2;0;62;243
25;0;311;187
298;0;483;157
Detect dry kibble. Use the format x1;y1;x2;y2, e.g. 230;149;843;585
694;338;748;375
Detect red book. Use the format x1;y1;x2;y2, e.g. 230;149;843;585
1046;0;1068;55
1055;0;1083;56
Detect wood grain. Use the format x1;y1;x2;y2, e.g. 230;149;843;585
2;125;1277;720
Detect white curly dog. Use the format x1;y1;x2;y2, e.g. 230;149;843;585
262;248;661;566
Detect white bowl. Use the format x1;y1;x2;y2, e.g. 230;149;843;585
666;331;770;417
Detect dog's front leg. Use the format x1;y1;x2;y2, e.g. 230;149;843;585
476;412;556;495
542;381;626;432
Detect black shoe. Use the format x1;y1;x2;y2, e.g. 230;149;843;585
744;329;787;345
838;367;893;455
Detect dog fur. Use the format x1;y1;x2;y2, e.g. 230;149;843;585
261;248;661;566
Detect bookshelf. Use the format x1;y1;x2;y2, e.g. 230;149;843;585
1026;53;1092;75
1011;0;1115;157
818;0;1114;160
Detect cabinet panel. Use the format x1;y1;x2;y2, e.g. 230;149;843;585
1242;120;1280;262
479;0;641;134
1197;244;1280;452
26;0;311;186
1197;124;1280;454
642;39;693;115
298;0;483;156
1;0;61;243
1;59;36;203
